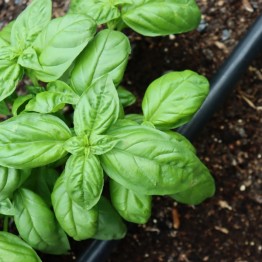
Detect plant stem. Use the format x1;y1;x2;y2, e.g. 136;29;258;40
3;216;9;232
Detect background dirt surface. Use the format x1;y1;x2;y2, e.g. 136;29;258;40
0;0;261;261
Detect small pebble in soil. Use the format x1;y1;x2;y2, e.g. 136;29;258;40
240;185;246;191
197;19;208;32
221;29;231;41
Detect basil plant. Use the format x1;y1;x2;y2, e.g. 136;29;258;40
0;0;215;259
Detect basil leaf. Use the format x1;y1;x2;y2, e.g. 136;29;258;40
117;86;136;107
90;134;118;155
0;60;23;101
70;29;130;95
12;94;33;116
169;176;215;205
0;167;31;201
74;75;119;136
0;100;10;115
52;176;98;240
0;113;72;169
110;179;151;224
65;154;104;209
165;130;196;153
11;0;52;52
125;113;144;124
0;21;13;44
23;167;58;207
18;14;96;82
0;198;15;216
69;0;120;25
63;135;87;155
13;188;70;254
102;125;215;197
142;70;209;130
93;196;127;240
122;0;201;36
0;232;41;262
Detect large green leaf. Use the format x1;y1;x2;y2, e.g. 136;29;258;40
122;0;201;36
74;75;119;136
0;166;31;201
93;196;127;240
70;29;130;95
142;70;209;130
65;154;104;209
11;0;52;52
13;188;70;254
110;179;151;224
52;176;98;240
0;113;72;169
18;14;96;82
69;0;120;25
0;232;41;262
25;81;79;113
101;125;215;199
0;60;23;102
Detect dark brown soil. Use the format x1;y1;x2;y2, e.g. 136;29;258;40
1;1;261;262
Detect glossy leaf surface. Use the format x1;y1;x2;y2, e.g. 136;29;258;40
65;154;104;209
18;14;96;82
122;0;201;36
117;86;136;107
11;0;52;51
142;70;209;129
0;113;71;168
0;232;41;262
102;125;215;199
25;81;79;113
0;198;15;216
74;75;119;136
52;176;98;240
110;179;151;223
93;196;127;240
0;166;31;201
13;188;70;254
70;30;130;95
69;0;120;25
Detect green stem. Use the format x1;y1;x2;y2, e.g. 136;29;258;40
3;216;9;232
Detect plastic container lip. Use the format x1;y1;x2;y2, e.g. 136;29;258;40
77;14;262;262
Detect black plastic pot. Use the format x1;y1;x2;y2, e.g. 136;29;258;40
77;14;262;262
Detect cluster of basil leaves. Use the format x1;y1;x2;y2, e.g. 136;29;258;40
0;0;215;260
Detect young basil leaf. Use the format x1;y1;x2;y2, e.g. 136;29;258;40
0;232;41;262
142;70;209;130
65;154;104;210
70;29;130;95
122;0;201;36
13;188;70;254
90;134;118;155
0;198;15;216
23;167;58;207
64;135;87;155
69;0;120;25
93;196;127;240
25;81;79;113
0;60;23;101
0;100;10;115
101;125;215;198
0;113;72;169
74;75;119;136
18;14;96;82
12;94;33;116
11;0;52;52
110;179;152;224
169;176;215;205
0;167;31;201
52;176;98;241
117;86;136;107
